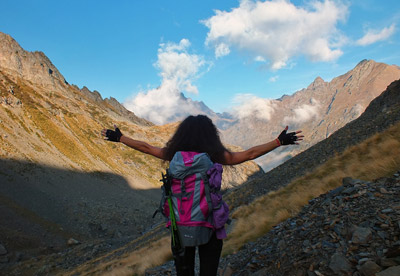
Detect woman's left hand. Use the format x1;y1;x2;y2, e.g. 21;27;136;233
276;126;303;146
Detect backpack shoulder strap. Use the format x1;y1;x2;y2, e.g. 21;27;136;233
201;172;213;215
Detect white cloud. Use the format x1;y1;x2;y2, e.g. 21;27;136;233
155;39;205;94
356;24;396;46
255;56;266;62
231;94;277;121
283;99;320;124
256;150;293;171
202;0;348;69
215;43;231;58
123;39;207;125
269;75;279;82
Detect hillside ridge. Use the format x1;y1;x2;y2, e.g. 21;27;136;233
221;59;400;171
224;79;400;209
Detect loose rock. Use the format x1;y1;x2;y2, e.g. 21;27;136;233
358;260;381;276
67;238;80;246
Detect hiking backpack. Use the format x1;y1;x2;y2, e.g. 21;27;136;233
154;151;229;247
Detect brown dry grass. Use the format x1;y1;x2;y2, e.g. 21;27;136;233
29;108;95;169
100;236;171;276
64;236;172;276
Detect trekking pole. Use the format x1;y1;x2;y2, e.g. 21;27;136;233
161;171;184;256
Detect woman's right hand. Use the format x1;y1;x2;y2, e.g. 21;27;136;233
101;125;123;142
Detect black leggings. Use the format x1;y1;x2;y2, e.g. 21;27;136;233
174;233;223;276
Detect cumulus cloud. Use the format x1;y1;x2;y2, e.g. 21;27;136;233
231;94;277;121
283;99;320;124
356;24;396;46
124;39;208;125
202;0;347;69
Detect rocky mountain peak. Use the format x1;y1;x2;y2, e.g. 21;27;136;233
309;76;326;89
356;58;369;66
353;59;383;71
80;86;103;103
0;31;67;89
0;32;24;53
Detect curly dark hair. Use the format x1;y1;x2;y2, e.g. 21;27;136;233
164;115;228;163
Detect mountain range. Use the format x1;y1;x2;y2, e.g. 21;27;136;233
1;31;400;275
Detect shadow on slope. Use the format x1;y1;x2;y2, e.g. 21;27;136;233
0;158;161;266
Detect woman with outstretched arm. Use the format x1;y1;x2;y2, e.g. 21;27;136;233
101;115;302;276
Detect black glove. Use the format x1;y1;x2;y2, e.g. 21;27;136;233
105;127;123;142
277;127;298;146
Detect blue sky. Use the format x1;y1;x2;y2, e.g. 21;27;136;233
1;0;399;124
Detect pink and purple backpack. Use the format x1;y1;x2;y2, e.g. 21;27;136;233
156;151;230;247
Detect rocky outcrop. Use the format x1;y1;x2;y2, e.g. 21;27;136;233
80;86;103;103
0;32;67;89
103;96;154;126
78;85;153;126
